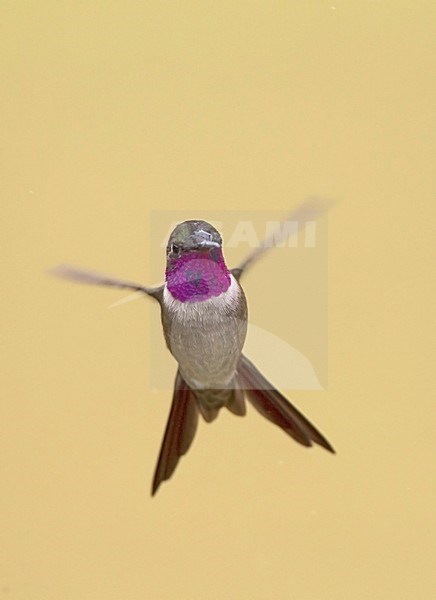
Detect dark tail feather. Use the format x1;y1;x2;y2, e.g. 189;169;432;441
151;371;199;496
237;354;335;453
226;385;246;417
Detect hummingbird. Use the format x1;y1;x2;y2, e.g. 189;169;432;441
53;202;335;495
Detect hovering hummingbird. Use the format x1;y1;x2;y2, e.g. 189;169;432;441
53;202;334;495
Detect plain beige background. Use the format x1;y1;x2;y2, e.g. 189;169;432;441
1;2;435;599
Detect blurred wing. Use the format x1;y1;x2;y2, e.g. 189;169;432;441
50;264;163;301
231;198;331;280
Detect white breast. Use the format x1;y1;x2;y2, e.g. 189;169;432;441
162;275;247;389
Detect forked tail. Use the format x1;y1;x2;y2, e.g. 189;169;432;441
152;356;334;495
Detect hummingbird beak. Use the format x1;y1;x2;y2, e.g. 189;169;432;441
198;240;220;249
183;238;221;252
185;228;221;251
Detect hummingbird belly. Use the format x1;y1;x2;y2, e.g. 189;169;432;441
161;275;247;390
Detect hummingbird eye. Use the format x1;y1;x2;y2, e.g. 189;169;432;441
171;243;181;255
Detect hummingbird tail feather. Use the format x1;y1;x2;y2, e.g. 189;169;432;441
196;401;220;423
237;354;335;453
193;384;246;422
226;386;246;417
151;371;199;496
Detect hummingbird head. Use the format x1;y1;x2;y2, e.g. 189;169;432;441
165;220;230;302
